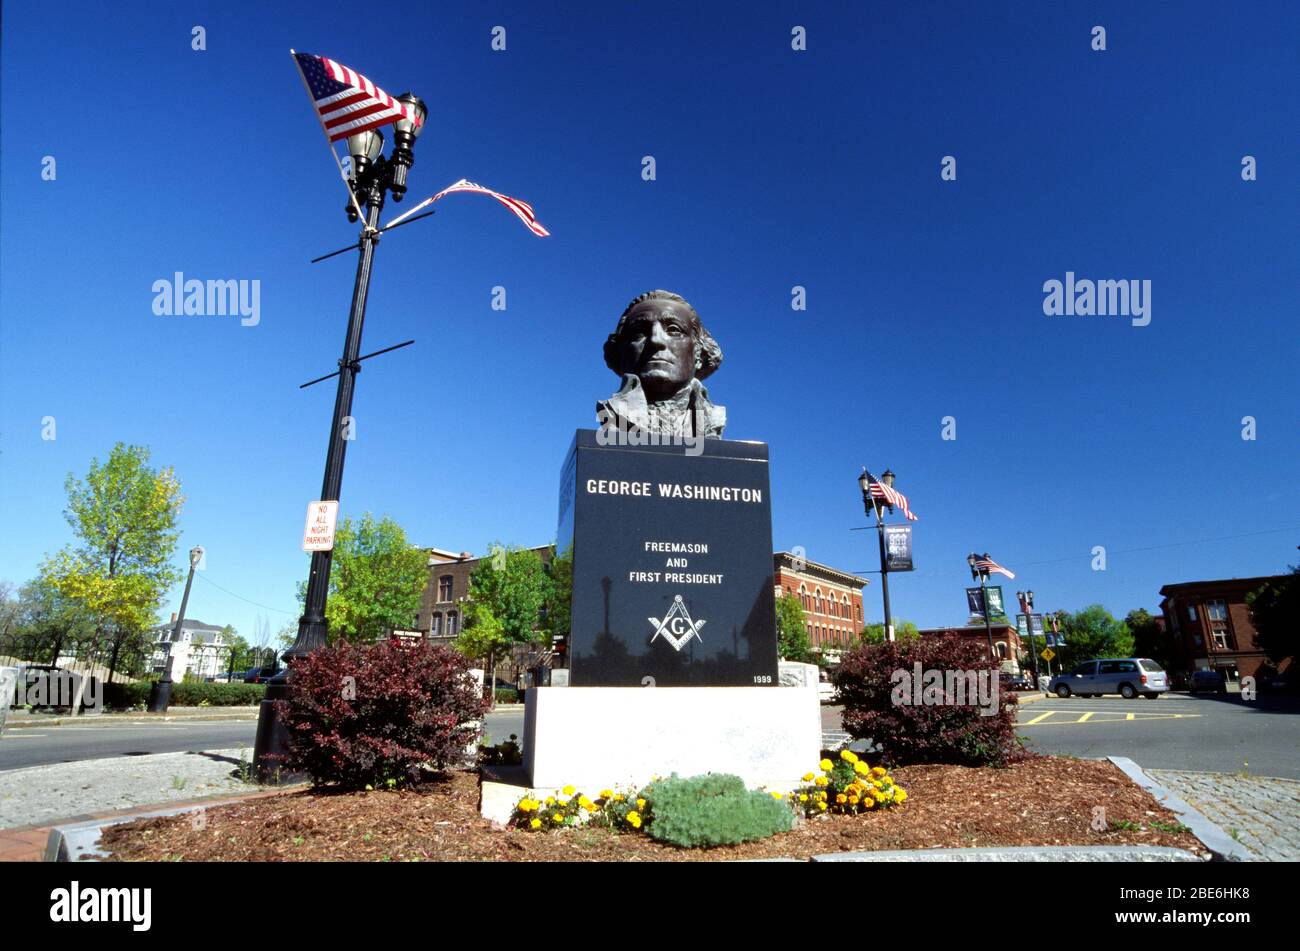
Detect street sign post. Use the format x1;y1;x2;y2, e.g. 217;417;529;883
1040;647;1055;662
302;501;339;552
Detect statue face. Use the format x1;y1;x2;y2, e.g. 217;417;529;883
616;299;697;399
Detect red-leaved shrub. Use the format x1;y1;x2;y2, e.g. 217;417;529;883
276;638;489;788
834;636;1027;767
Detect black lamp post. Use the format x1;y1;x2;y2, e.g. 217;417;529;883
967;552;997;661
148;545;204;713
859;468;896;642
253;93;428;781
1017;589;1039;684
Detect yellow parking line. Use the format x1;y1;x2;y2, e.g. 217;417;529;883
1024;711;1056;725
1077;712;1095;723
1126;713;1135;720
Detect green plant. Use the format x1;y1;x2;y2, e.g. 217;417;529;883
1109;819;1141;832
171;775;186;791
480;734;523;766
641;773;792;848
1147;820;1191;834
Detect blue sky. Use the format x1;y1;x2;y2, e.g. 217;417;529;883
2;1;1296;644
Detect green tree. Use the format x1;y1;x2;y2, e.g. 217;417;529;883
1057;605;1133;668
457;544;552;705
41;443;184;680
859;619;920;645
775;592;813;663
219;626;250;678
303;513;429;643
1125;608;1170;668
1247;567;1298;666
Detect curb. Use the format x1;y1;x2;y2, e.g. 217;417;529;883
812;845;1203;862
43;786;308;862
5;711;260;729
1107;756;1255;862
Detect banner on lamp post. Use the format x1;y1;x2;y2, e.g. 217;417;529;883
967;585;1006;620
883;525;913;571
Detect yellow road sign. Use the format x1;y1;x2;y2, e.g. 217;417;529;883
1040;648;1055;661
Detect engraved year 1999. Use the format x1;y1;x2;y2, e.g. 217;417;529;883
754;674;772;684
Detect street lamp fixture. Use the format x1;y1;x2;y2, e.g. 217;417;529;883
148;544;204;713
859;468;898;642
254;85;426;780
966;552;996;660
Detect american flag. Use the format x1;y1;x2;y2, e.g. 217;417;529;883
974;555;1015;579
385;178;551;237
293;51;422;142
868;478;918;521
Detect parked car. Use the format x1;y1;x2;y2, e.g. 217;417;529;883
1187;669;1227;694
242;664;281;684
999;671;1034;692
1048;658;1168;699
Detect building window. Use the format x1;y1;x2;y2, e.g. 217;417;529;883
430;614;441;636
438;575;454;602
1188;604;1197;622
446;611;458;637
1206;600;1228;622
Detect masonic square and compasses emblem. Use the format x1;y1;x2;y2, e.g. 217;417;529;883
648;595;707;651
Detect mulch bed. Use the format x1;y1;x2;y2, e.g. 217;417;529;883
98;756;1208;861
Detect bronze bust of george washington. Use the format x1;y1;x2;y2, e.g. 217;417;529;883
597;290;726;438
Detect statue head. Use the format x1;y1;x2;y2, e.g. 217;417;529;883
603;290;722;402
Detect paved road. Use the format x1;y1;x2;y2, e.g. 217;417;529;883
1015;692;1300;779
0;710;529;772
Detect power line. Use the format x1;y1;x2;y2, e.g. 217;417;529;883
194;572;297;615
853;526;1300;579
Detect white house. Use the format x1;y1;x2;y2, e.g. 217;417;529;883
150;616;231;680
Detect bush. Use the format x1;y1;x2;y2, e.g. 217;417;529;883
170;682;265;706
276;638;489;788
641;773;792;848
103;681;152;709
494;688;519;704
834;635;1025;767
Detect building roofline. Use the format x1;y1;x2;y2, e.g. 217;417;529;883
1158;575;1286;596
774;552;869;588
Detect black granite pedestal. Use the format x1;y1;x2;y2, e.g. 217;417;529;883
555;429;779;687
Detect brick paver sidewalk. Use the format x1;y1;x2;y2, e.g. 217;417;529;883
1147;769;1300;862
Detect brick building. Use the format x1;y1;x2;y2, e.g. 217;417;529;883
415;546;552;647
1158;576;1285;683
919;623;1022;671
772;551;867;660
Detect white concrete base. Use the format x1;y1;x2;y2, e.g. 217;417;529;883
524;686;822;791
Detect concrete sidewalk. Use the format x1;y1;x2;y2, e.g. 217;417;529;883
0;745;264;849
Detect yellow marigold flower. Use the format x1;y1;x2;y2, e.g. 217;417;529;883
627;811;642;828
600;789;613;800
817;801;827;810
557;798;570;807
562;785;576;796
530;818;541;829
872;766;887;776
770;791;783;800
551;814;562;823
840;750;858;764
872;790;886;802
854;762;870;775
895;789;907;802
818;791;827;801
799;794;809;802
814;776;828;787
637;798;647;809
819;759;833;771
848;796;859;805
545;796;555;805
802;772;815;783
613;793;624;801
862;797;874;809
836;794;847;804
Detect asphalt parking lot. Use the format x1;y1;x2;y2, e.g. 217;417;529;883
1015;691;1300;779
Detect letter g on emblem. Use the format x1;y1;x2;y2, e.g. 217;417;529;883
648;595;707;651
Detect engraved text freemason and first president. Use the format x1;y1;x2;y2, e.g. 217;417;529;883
598;290;726;438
